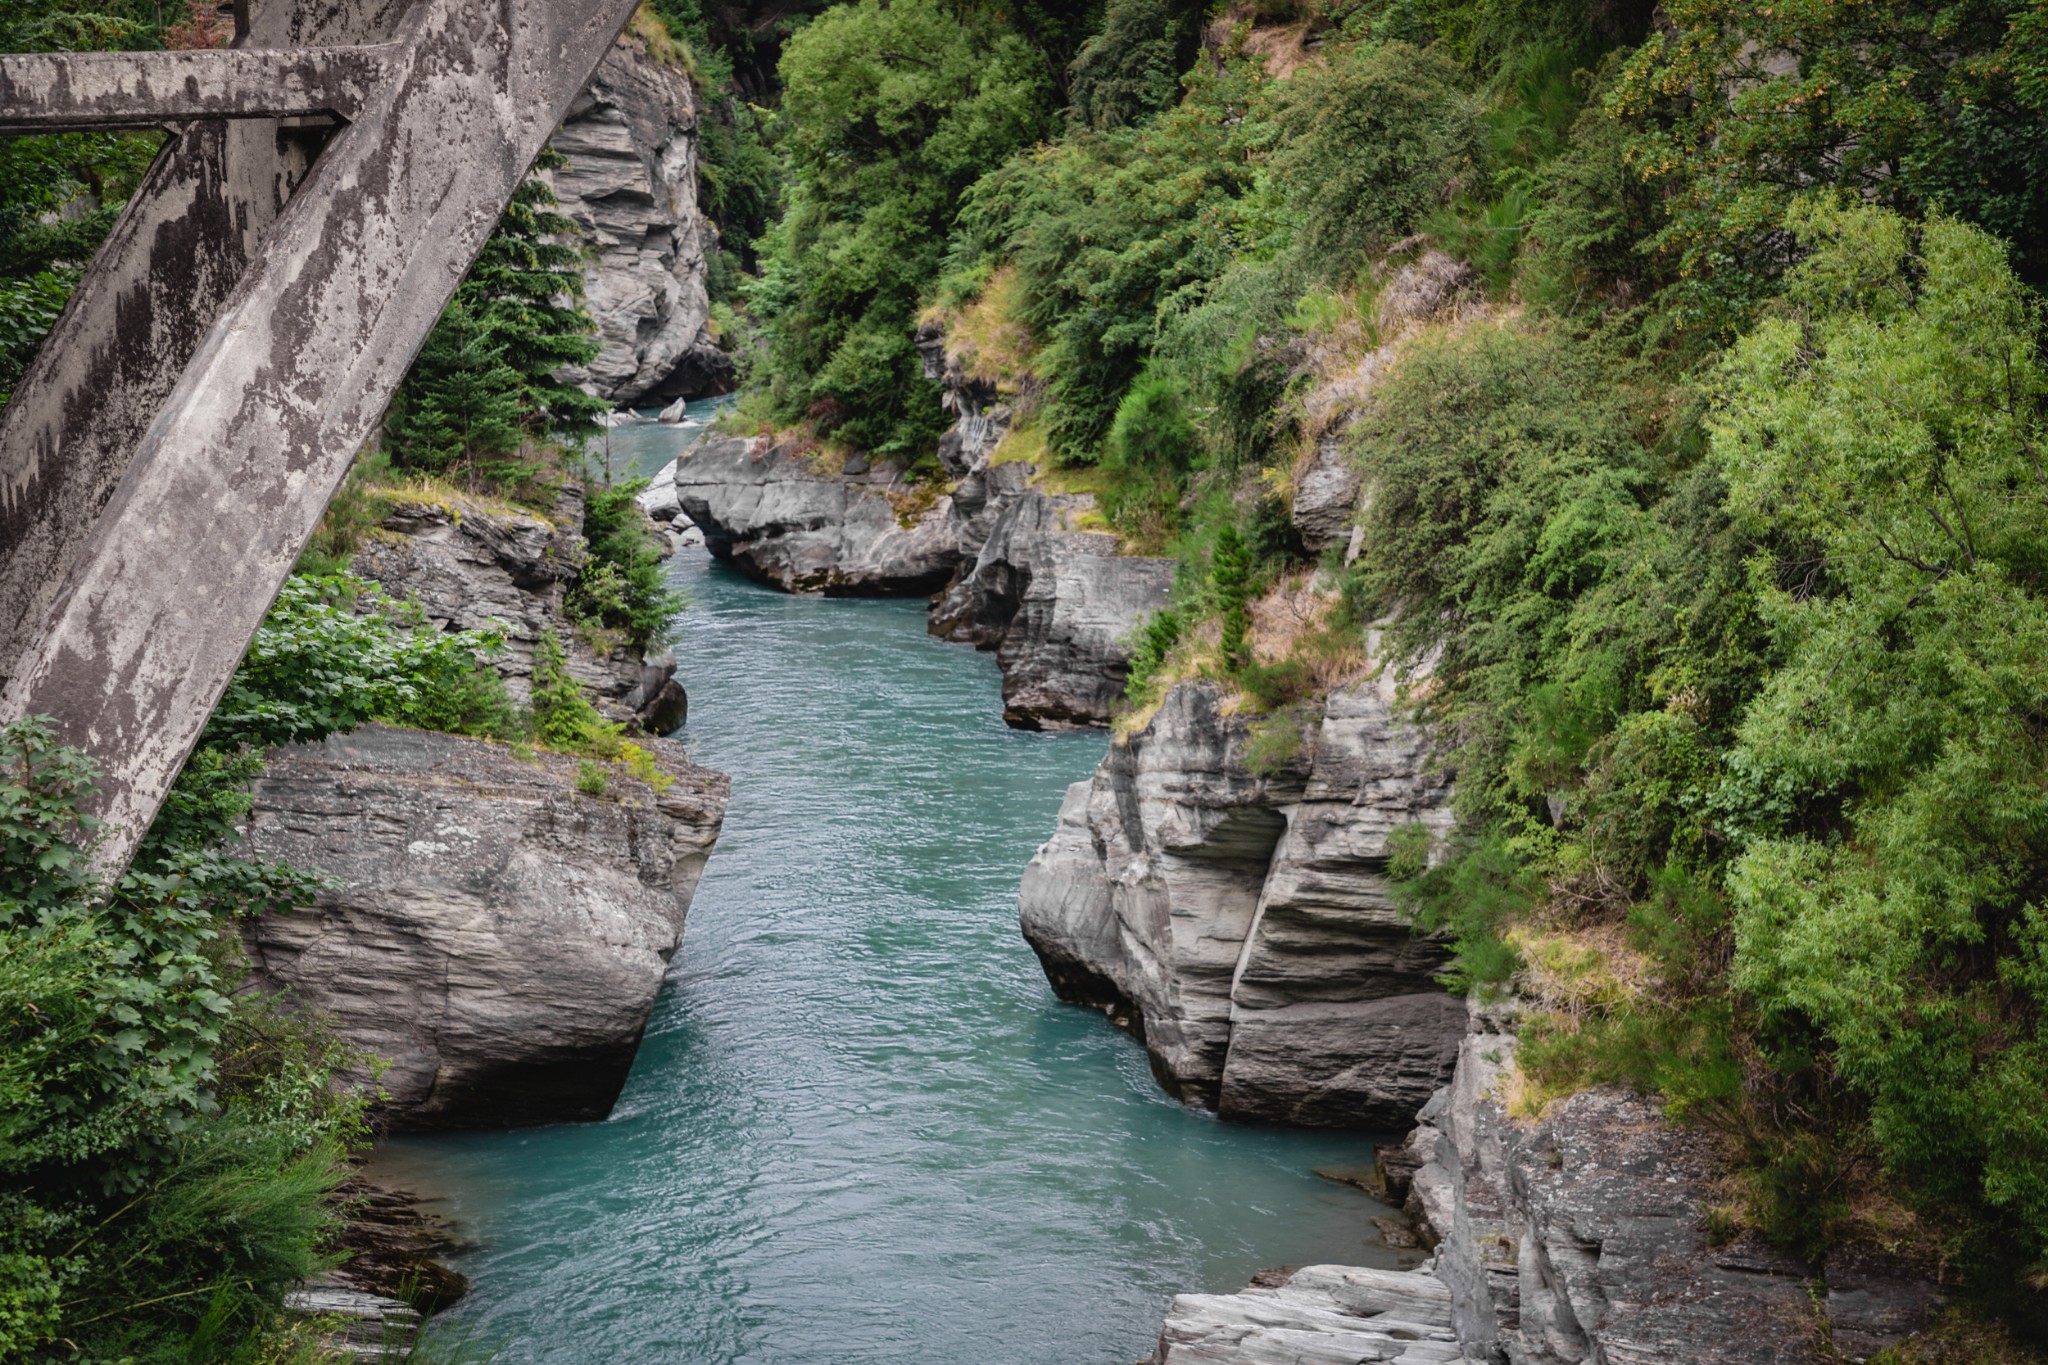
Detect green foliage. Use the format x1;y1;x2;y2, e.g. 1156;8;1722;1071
574;760;610;798
1613;0;2048;333
1711;203;2048;1261
1211;525;1255;671
1387;826;1533;993
0;718;362;1361
1275;41;1485;282
530;630;612;754
207;576;515;751
1123;607;1185;710
387;154;605;479
568;480;687;651
748;0;1056;456
1066;0;1203;131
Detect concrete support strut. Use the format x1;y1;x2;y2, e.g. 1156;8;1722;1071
0;0;642;872
0;45;396;130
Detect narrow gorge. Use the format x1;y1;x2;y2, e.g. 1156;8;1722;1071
3;0;2041;1361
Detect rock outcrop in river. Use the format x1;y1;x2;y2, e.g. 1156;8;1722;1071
1019;676;1465;1126
671;430;1174;727
353;480;686;735
241;725;728;1130
548;35;734;405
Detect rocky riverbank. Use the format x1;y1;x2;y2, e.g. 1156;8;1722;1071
1147;1003;1948;1364
669;427;1173;727
1018;675;1464;1127
1020;671;1951;1362
241;724;726;1130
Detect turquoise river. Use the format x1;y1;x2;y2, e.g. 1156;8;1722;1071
368;409;1407;1364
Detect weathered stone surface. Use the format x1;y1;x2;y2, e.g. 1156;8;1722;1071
1401;1023;1832;1365
1152;1264;1477;1365
1292;433;1361;555
673;434;962;595
350;481;683;733
930;462;1174;728
240;724;728;1130
1019;677;1463;1124
548;36;733;405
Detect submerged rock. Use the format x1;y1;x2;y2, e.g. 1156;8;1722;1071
240;725;728;1130
1019;677;1463;1126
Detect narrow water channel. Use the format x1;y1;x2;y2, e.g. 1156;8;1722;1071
370;415;1406;1364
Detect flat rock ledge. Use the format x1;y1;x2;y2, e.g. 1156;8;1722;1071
240;724;728;1131
1153;1264;1477;1365
1019;677;1463;1127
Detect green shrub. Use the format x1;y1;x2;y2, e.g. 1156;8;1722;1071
568;479;686;651
574;760;610;798
1275;41;1486;282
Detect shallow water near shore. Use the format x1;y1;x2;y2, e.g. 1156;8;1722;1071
369;431;1406;1363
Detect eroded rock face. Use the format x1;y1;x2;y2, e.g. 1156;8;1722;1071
351;481;685;734
240;725;728;1130
1152;1264;1476;1365
672;434;961;595
930;460;1175;728
1019;677;1463;1125
1384;1017;1944;1365
549;37;733;405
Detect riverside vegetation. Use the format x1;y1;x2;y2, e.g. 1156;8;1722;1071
8;0;2048;1357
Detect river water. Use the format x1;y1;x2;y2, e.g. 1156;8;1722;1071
369;409;1405;1364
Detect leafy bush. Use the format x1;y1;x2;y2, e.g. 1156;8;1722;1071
1274;41;1485;282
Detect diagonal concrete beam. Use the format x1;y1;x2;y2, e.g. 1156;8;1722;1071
0;45;396;131
0;0;641;872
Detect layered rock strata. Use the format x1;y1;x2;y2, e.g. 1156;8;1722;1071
241;724;728;1130
1147;1011;1944;1364
352;480;686;734
549;36;733;404
672;434;960;595
929;458;1174;728
1151;1264;1477;1365
1018;677;1464;1126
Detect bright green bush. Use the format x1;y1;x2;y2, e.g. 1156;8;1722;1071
1713;202;2048;1256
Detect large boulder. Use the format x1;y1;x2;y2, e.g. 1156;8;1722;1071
672;435;961;595
548;36;733;404
1019;677;1463;1125
240;725;728;1130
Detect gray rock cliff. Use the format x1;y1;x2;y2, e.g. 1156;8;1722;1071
1018;676;1464;1126
548;37;733;405
672;434;961;595
929;458;1174;728
240;725;728;1131
351;479;686;735
1143;1008;1944;1363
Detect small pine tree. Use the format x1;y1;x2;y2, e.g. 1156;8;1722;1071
387;150;607;478
1213;525;1253;671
